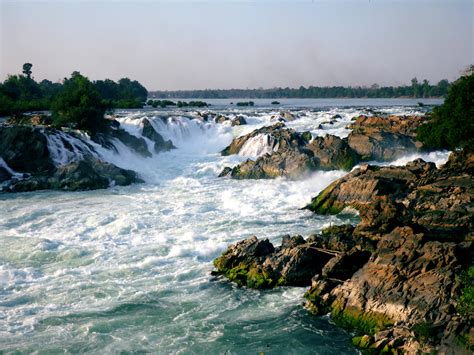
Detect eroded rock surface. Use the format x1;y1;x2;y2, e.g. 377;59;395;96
219;115;430;179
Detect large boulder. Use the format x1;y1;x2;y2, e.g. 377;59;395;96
347;115;426;161
221;148;316;179
305;135;359;171
213;235;337;288
0;125;55;174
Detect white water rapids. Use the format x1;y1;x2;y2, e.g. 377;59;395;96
0;102;450;353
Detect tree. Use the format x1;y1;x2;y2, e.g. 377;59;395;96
417;70;473;149
422;79;431;98
22;63;33;79
51;72;108;133
411;77;420;98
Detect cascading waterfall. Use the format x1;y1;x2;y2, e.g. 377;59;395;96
238;133;280;157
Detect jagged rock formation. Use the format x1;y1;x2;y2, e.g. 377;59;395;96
347;115;426;161
219;115;428;179
219;123;358;178
306;150;473;239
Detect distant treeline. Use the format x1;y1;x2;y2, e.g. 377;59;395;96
0;63;148;116
150;78;450;99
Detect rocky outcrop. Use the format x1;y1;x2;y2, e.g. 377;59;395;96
347;115;426;161
219;123;358;178
305;226;473;353
306;150;473;239
305;135;359;171
0;125;55;174
5;158;141;192
214;149;474;352
231;116;247;126
213;232;351;288
221;123;307;156
220;149;316;179
219;115;431;179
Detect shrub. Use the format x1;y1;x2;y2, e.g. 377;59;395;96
417;71;473;149
51;72;108;133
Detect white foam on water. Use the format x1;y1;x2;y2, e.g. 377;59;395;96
238;133;279;157
362;150;451;168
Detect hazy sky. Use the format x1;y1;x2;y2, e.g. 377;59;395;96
1;0;472;90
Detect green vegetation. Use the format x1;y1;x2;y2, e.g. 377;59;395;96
0;63;148;117
151;78;450;99
176;100;208;108
147;99;177;108
417;69;473;149
458;265;474;317
236;101;254;106
51;72;108;133
307;183;345;214
331;304;393;336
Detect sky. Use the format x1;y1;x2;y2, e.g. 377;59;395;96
0;0;472;90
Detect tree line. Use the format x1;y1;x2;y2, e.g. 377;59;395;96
151;78;450;99
0;63;148;116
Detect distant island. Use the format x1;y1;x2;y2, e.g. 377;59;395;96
150;78;450;99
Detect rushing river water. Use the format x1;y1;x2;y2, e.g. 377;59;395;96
0;99;449;353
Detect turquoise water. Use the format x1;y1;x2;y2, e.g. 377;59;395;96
0;101;448;353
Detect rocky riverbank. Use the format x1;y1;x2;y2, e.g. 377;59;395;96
213;148;473;353
0;116;175;192
219;114;428;179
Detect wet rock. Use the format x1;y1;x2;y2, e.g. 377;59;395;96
0;125;55;174
303;157;474;238
305;135;359;171
281;112;297;121
213;235;337;288
141;118;175;153
231;116;247;126
224;148;316;179
221;123;300;156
